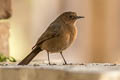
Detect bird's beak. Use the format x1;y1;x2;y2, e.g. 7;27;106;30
75;16;85;19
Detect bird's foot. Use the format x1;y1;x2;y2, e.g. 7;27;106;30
63;62;68;65
48;62;51;65
47;63;57;65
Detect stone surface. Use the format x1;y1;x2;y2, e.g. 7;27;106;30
0;22;9;56
0;0;11;19
0;63;120;80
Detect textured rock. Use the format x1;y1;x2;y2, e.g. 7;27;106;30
0;0;11;19
0;63;120;80
0;22;9;56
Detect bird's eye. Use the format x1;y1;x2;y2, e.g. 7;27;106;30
69;15;73;18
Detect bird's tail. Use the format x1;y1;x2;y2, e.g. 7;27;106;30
18;47;42;65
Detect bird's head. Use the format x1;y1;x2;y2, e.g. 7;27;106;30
59;11;84;24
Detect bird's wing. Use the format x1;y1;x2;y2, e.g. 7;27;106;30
32;23;61;49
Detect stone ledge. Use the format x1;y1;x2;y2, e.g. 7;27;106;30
0;63;120;80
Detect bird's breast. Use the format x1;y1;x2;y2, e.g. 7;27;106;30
68;25;77;46
41;25;77;53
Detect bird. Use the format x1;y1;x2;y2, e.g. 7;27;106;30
18;11;84;65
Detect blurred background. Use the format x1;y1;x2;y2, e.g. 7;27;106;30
9;0;120;63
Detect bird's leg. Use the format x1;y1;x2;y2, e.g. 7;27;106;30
60;52;67;65
47;51;51;65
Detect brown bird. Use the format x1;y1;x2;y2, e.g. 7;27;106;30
18;11;84;65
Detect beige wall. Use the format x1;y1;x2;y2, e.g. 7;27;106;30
105;0;120;63
10;0;32;59
10;0;120;63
